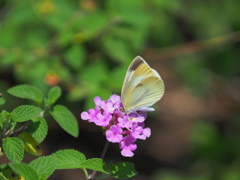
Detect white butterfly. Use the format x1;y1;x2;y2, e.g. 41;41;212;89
121;56;164;113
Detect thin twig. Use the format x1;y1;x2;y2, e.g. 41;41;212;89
10;121;32;137
146;31;240;61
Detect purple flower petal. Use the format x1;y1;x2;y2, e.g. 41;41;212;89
118;115;130;128
121;147;134;157
128;112;146;123
120;136;137;157
95;112;112;127
94;96;102;106
131;126;143;139
109;94;121;104
143;127;151;138
80;94;153;157
102;102;115;114
106;125;123;143
131;124;151;140
81;111;89;120
87;109;98;122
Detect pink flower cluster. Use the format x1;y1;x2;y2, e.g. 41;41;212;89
81;95;151;157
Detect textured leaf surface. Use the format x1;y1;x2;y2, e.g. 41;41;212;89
29;156;55;179
9;163;39;180
53;149;86;169
110;162;137;179
3;137;24;163
81;158;108;173
45;86;61;106
11;105;42;122
18;132;42;156
1;110;11;122
0;174;5;180
2;166;24;180
28;117;48;143
0;98;5;105
50;105;79;137
7;84;43;104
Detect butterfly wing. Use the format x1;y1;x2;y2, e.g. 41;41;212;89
121;56;164;112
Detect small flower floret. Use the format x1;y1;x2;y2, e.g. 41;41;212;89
80;94;152;157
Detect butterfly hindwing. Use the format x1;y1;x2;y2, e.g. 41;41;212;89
125;76;164;111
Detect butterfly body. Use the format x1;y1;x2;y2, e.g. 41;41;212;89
121;56;164;113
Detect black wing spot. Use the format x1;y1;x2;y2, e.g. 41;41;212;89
136;83;143;88
130;59;143;70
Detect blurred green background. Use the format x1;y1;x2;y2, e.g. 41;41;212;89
1;0;240;179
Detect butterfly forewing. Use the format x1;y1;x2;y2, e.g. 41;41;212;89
121;56;164;112
121;57;157;97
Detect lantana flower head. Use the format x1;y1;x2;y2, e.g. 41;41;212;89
80;94;152;157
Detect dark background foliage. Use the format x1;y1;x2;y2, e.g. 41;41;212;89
1;0;240;179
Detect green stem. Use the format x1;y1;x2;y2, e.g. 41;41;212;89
88;141;110;180
10;121;31;137
0;117;11;140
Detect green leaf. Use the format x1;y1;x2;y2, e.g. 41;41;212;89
0;164;7;172
50;105;79;137
57;30;74;46
0;174;5;180
110;162;137;179
45;86;62;107
9;163;39;180
0;98;5;105
18;132;42;156
11;105;42;122
102;36;132;63
1;165;24;180
81;158;108;174
81;60;108;85
65;45;85;70
2;137;24;162
7;84;43;104
1;110;11;121
52;149;86;169
0;116;3;128
29;156;56;179
28;117;48;143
